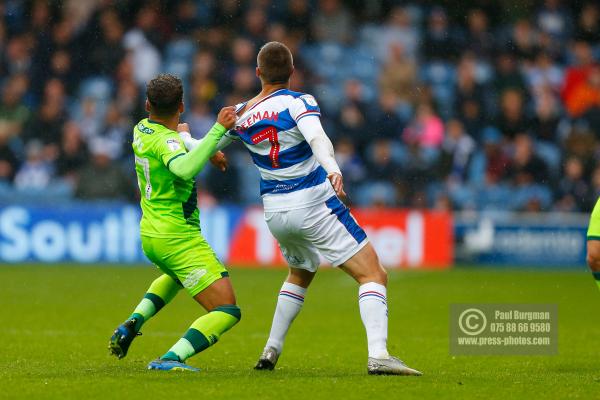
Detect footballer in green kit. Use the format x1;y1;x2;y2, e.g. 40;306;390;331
587;197;600;291
108;74;239;372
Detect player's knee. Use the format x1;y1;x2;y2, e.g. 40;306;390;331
213;304;242;323
588;242;600;272
362;258;387;285
287;268;315;288
372;265;388;286
367;250;387;284
588;253;600;272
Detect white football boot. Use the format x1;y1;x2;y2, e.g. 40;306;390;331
367;356;422;376
254;346;280;370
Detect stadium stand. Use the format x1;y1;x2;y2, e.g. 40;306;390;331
0;0;599;212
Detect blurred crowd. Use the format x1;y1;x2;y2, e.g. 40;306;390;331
1;0;600;212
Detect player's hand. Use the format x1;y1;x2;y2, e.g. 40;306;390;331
217;106;237;129
177;122;190;133
328;172;347;201
210;151;228;172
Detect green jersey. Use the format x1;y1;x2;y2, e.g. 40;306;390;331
132;118;199;238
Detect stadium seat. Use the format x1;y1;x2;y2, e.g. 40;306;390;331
355;181;398;206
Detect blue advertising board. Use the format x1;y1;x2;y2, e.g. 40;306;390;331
454;212;588;268
0;204;590;267
0;203;245;264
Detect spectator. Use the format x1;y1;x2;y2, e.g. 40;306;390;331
24;98;65;150
377;6;419;62
336;103;367;148
438;119;476;183
0;74;30;139
531;89;561;142
464;8;495;60
56;121;88;181
88;9;125;76
561;40;596;104
134;5;166;48
14;140;53;190
75;138;133;201
342;79;368;110
5;35;32;75
75;97;102;141
588;165;600;204
507;134;550;186
378;43;417;109
367;138;399;182
115;79;145;125
246;6;269;43
205;162;240;204
495;89;531;139
102;103;130;160
458;98;486;141
454;55;485;122
285;0;312;38
525;51;563;96
173;0;200;36
231;37;256;68
564;65;600;117
0;135;19;183
48;49;77;94
535;0;572;43
555;156;590;211
123;29;161;86
190;50;220;104
368;91;404;139
478;128;511;185
188;102;216;139
311;0;353;44
575;3;600;44
494;52;528;94
423;7;461;61
334;137;366;188
507;19;539;63
403;103;444;149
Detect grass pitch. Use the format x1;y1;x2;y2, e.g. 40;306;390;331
1;265;599;399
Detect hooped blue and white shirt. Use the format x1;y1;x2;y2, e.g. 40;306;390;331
227;89;335;212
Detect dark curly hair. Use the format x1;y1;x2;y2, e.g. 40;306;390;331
146;73;183;117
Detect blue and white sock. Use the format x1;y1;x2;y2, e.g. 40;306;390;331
359;282;389;359
265;282;306;352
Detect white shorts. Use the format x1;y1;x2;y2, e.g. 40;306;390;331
264;196;369;272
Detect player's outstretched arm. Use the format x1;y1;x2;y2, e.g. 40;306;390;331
297;116;346;199
178;123;229;172
179;129;235;153
168;107;236;180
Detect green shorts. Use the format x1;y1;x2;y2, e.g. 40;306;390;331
141;234;228;297
588;197;600;240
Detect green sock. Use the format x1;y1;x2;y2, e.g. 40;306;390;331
130;274;181;332
161;305;241;362
594;272;600;291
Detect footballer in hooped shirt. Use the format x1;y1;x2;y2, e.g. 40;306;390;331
179;41;422;376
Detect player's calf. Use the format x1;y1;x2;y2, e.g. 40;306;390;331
340;243;387;286
342;243;421;375
255;268;314;370
109;274;181;359
158;304;241;367
154;278;241;370
587;241;600;290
